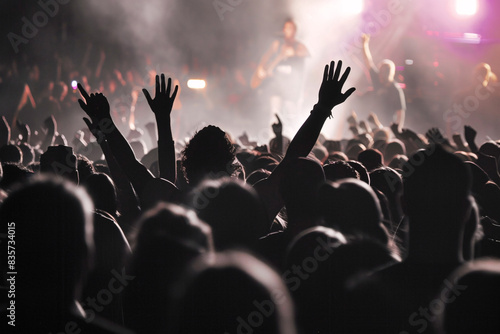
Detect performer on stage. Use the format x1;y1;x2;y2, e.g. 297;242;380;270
360;33;406;130
251;19;310;128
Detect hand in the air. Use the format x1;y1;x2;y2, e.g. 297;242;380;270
316;60;356;111
142;74;178;119
272;114;283;135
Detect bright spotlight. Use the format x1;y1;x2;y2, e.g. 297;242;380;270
343;0;364;15
455;0;477;16
187;79;206;89
71;80;78;90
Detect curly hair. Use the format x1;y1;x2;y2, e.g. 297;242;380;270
181;125;238;185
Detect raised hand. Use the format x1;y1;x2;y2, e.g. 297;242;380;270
77;83;111;123
16;120;30;144
426;128;451;147
464;125;478;153
316;60;356;112
362;33;370;45
272;114;283;135
142;74;178;119
347;111;358;126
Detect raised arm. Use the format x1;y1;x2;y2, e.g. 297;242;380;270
362;34;377;72
77;84;154;196
142;74;179;183
254;60;356;224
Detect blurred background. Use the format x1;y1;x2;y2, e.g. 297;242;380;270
1;0;499;143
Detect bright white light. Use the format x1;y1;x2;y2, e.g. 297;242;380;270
187;79;206;89
405;59;414;65
455;0;477;16
343;0;363;15
71;80;78;90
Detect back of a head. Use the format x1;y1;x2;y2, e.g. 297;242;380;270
182;125;236;185
436;259;500;334
280;157;325;216
40;145;79;184
323;160;359;182
130;203;213;275
19;143;35;166
346;160;370;184
169;251;296;334
358;149;384;172
0;144;22;164
0;163;33;191
318;179;388;244
403;145;472;223
0;177;93;320
384;140;406;162
370;167;402;201
83;172;118;217
190;177;268;250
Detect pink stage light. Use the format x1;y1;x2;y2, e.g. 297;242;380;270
455;0;477;16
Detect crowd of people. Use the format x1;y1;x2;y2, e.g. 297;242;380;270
1;37;500;334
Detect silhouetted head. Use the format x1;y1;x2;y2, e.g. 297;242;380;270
479;141;500;161
345;143;366;160
40;145;79;184
402;145;472;223
384;140;406;162
388;154;408;170
0;163;33;191
130;203;213;276
0;144;22;164
347;160;370;184
0;177;94;319
246;168;271;186
83;172;118;217
318;179;389;245
190;177;268;250
435;259;500;334
280;157;325;221
378;59;396;84
323;160;359;182
358;149;384;171
169;251;297;334
76;154;95;183
182;125;237;186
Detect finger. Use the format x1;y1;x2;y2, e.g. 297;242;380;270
166;77;171;95
328;61;335;80
142;89;153;106
339;66;351;85
83;117;93;130
78;99;88;111
276;114;282;124
77;83;90;101
343;87;356;100
334;60;342;81
171;85;179;100
323;64;328;82
161;74;166;94
155;75;160;97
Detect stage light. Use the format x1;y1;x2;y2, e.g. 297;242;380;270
343;0;364;15
455;0;477;16
187;79;206;89
405;59;414;65
71;80;78;90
